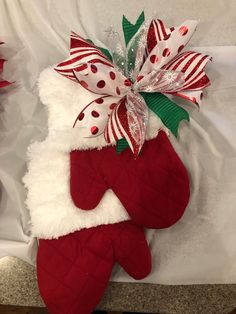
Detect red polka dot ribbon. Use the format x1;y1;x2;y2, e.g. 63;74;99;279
55;16;211;157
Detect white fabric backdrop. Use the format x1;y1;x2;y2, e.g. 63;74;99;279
0;0;235;283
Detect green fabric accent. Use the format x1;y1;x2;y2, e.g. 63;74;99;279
127;30;142;78
86;38;113;62
116;138;129;154
140;92;189;137
112;52;126;70
116;92;189;153
98;47;113;62
122;11;145;46
86;38;94;45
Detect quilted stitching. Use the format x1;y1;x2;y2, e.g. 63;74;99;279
70;131;190;228
70;149;108;209
37;221;151;314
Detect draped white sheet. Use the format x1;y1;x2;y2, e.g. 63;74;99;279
0;0;235;283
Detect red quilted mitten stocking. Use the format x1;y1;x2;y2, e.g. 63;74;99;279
70;131;190;229
37;221;151;314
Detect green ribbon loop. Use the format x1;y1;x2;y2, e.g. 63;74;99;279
116;138;129;154
116;92;189;154
140;92;189;138
122;11;145;46
98;47;113;62
86;39;113;62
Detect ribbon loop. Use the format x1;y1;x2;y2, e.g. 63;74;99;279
55;15;211;156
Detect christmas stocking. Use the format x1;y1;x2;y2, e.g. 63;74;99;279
24;12;211;314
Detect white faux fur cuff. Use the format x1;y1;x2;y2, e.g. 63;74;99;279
23;68;165;239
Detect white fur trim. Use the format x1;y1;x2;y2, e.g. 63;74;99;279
23;68;165;239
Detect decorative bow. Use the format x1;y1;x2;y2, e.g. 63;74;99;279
0;42;11;89
55;12;211;157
